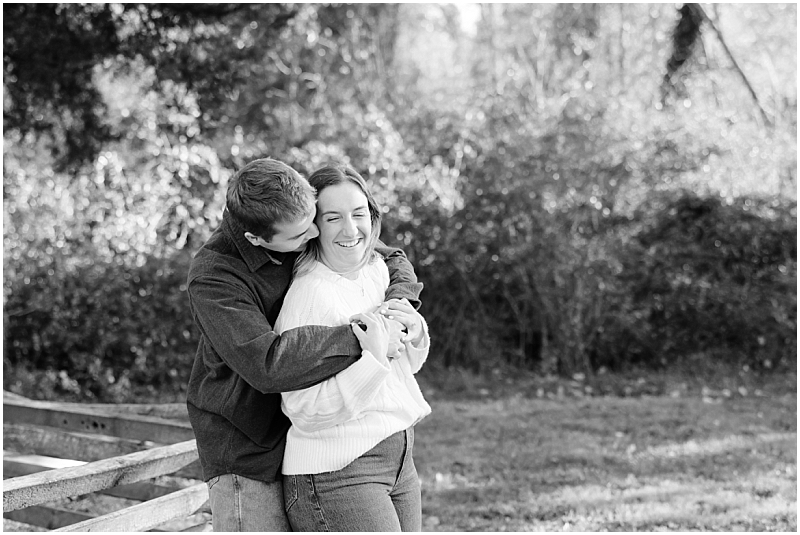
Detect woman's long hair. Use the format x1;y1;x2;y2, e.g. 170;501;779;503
294;164;383;277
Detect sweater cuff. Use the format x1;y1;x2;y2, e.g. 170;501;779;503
337;349;392;405
407;316;430;351
404;317;430;374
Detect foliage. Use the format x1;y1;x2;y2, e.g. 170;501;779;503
4;249;195;402
3;4;118;168
598;191;796;371
3;3;796;399
2;3;296;170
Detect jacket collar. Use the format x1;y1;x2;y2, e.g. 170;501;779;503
222;209;285;272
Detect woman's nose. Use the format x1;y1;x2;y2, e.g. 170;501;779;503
342;217;357;237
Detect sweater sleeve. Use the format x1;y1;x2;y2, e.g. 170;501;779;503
373;260;429;374
402;315;430;374
277;274;393;433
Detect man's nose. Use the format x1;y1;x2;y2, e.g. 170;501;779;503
308;223;320;239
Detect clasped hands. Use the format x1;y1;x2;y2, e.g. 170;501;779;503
350;298;422;360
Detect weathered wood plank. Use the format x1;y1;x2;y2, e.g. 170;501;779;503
3;518;48;532
3;440;198;512
4;451;85;470
3;505;95;530
2;392;189;420
77;403;189;420
3;453;181;502
3;423;203;480
2;391;31;402
181;520;213;532
53;483;208;532
4;422;156;458
3;398;194;444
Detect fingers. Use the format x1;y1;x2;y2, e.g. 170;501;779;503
380;298;415;315
380;300;417;330
352;322;393;359
387;315;412;340
350;311;381;329
351;321;384;344
352;309;414;358
384;312;420;343
351;321;367;342
351;311;391;360
386;341;403;359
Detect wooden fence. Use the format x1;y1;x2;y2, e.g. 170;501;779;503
2;391;210;532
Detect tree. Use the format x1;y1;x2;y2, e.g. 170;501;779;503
3;3;296;170
3;3;795;399
660;3;704;104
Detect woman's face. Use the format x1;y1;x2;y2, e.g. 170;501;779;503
315;181;372;273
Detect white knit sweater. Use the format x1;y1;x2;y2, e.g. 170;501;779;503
274;258;431;475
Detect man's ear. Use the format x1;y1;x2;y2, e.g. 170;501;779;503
244;232;262;247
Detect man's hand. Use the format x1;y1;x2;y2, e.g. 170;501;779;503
350;311;404;359
349;311;390;361
379;298;423;345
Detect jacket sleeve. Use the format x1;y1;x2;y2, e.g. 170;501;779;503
188;275;361;394
375;241;423;310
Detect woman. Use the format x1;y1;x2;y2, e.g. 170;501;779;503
274;164;431;532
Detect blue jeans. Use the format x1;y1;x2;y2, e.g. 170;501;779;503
207;473;291;532
283;427;421;532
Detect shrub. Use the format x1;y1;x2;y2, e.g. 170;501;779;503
601;191;797;370
3;249;196;401
399;188;796;375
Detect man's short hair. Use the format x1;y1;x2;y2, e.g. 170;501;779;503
226;158;316;242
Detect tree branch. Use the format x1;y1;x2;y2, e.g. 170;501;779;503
696;4;772;126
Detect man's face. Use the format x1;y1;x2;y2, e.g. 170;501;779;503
248;207;319;253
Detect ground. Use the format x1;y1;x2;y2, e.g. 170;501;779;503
413;368;797;531
4;366;796;532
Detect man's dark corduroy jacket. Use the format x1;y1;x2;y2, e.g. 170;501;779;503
186;210;423;483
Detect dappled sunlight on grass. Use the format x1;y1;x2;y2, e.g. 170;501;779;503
636;431;795;461
415;392;796;531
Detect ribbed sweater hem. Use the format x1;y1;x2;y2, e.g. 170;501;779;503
281;404;430;475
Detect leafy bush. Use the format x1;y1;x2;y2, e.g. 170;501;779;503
400;185;795;376
4;250;196;401
3;4;795;399
599;191;797;370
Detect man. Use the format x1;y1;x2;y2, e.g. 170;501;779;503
186;158;422;531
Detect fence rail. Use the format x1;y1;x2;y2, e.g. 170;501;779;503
2;392;209;532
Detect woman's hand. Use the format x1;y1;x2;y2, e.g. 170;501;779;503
379;298;424;346
350;311;390;362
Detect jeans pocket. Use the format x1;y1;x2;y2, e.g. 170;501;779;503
283;475;298;512
206;475;221;491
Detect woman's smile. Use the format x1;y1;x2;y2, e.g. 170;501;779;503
336;238;363;248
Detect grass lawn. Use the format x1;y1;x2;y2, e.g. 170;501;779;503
3;367;795;532
414;370;797;531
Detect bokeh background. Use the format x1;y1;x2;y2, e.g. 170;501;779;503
3;3;796;402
